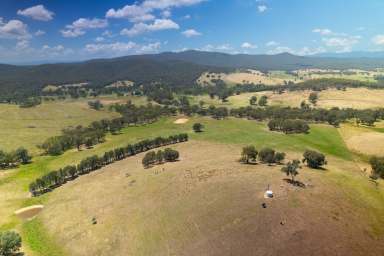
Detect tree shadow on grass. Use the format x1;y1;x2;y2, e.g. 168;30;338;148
283;178;306;188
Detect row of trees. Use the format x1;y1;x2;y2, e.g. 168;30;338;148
0;147;31;169
240;146;286;165
29;134;188;196
249;95;268;106
41;103;176;156
268;119;310;134
142;148;180;168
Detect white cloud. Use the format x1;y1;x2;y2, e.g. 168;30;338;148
85;42;137;54
102;30;114;37
106;5;155;22
312;28;333;35
34;30;45;36
267;46;326;56
121;19;179;37
201;44;233;52
266;41;279;47
15;40;30;50
322;36;360;52
17;5;54;21
258;5;268;13
241;42;257;49
372;35;384;45
61;18;108;38
41;44;73;56
142;0;206;10
162;10;172;18
0;19;30;39
182;29;202;37
106;0;204;21
84;41;162;55
139;42;162;52
183;14;191;19
95;36;105;42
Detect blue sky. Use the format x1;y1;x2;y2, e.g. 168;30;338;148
1;0;384;63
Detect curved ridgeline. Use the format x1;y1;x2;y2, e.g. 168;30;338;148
29;134;188;197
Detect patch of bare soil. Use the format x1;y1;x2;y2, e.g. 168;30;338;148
41;141;384;256
15;205;44;220
174;118;189;124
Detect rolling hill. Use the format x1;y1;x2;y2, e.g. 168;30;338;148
2;50;384;102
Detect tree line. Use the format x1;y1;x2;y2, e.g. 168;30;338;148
240;146;286;165
142;148;180;168
29;134;188;196
268;119;310;134
0;147;31;170
40;103;176;156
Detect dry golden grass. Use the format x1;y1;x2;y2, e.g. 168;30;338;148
39;141;384;256
225;88;384;109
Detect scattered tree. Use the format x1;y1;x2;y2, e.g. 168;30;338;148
249;96;257;105
258;148;276;164
240;146;258;164
193;123;204;132
163;148;180;162
281;159;301;182
369;156;384;179
309;92;318;105
302;150;327;169
258;95;268;106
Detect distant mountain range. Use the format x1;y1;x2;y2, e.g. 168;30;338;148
2;50;384;101
314;51;384;58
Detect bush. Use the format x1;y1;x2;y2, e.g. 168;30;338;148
369;156;384;179
0;231;22;256
240;146;258;164
258;148;276;164
302;150;327;169
163;148;179;161
193;123;204;132
274;152;286;164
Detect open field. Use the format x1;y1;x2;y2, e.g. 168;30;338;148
197;70;297;86
0;101;119;154
189;88;384;109
0;116;383;255
40;141;384;255
197;69;384;87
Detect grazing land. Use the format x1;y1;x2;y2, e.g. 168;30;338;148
0;116;381;255
40;140;384;256
0;100;119;154
189;88;384;109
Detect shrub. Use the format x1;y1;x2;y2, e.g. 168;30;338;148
302;150;327;169
193;123;204;132
163;148;179;162
258;148;276;164
369;156;384;179
240;146;258;164
0;231;22;256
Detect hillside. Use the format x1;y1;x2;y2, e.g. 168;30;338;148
2;50;384;102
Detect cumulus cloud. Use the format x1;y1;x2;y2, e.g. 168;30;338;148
182;29;202;37
84;41;162;55
106;5;155;22
241;42;257;49
17;5;54;21
258;5;268;13
121;19;179;37
322;36;360;52
372;35;384;45
266;41;279;47
35;30;45;36
106;0;204;21
201;44;233;52
0;18;30;39
95;36;105;42
267;46;325;56
61;18;108;38
312;28;333;35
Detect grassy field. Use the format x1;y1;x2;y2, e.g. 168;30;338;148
0;115;383;255
189;88;384;109
0;100;120;154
